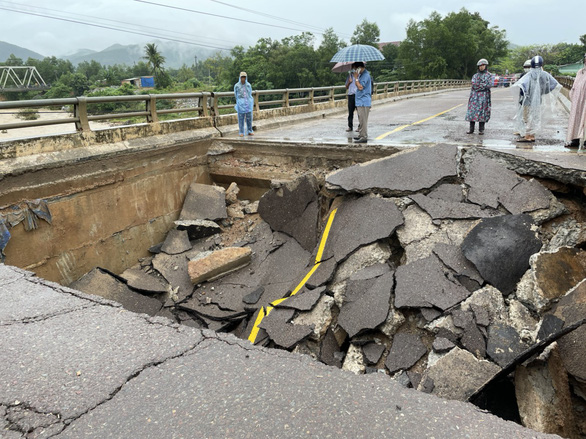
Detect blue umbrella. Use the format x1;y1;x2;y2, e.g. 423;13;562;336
330;44;385;63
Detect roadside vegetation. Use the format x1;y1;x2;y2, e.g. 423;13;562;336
1;7;584;104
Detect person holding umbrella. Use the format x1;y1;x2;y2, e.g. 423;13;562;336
353;62;372;143
330;44;384;144
345;67;358;132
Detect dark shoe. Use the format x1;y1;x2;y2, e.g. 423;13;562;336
516;137;534;143
346;128;353;132
478;130;484;135
466;130;474;134
353;136;361;140
354;137;368;144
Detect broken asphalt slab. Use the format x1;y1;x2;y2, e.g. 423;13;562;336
0;264;562;439
325;144;459;196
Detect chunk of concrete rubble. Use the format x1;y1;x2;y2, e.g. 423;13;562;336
515;344;577;438
226;203;245;219
363;342;385;364
179;182;227;221
119;267;168;295
152;252;193;304
319;328;343;368
259;307;313;349
517;247;586;312
451;309;486;358
243;200;259;214
409;193;499;220
161;229;192;255
486;323;530;367
394;254;471;310
174;219;222;240
258;175;320;252
325;144;459;196
420;346;501;401
321;195;404;263
178;299;248;323
385;332;427;373
338;270;393;338
276;286;325;312
499;178;552;215
427;183;465;203
432;242;484;287
461;214;542;295
432;337;455;353
305;257;337;288
188;247;252;284
464;154;521;209
331;241;392;285
225;182;239;205
292;295;335;339
550;280;586;391
342;343;366;374
70;268;162;316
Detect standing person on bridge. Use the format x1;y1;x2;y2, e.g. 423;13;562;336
353;62;372;143
564;53;586;149
465;59;493;135
513;55;561;143
345;66;358;132
234;71;254;137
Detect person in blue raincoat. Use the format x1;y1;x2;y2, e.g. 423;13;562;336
234;71;254;137
465;58;493;135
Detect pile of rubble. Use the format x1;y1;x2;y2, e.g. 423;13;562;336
72;144;586;438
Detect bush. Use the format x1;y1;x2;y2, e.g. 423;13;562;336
17;108;39;120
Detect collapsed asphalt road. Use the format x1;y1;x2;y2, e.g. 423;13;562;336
3;142;585;438
0;263;562;439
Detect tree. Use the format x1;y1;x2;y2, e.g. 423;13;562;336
397;8;508;79
4;54;23;66
350;19;380;46
143;43;170;88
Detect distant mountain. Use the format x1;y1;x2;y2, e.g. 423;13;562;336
0;41;44;62
63;41;221;68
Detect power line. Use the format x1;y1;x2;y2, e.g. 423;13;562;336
0;5;233;51
0;1;241;47
207;0;348;36
133;0;319;35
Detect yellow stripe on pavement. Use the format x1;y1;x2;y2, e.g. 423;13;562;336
376;104;463;140
248;208;338;344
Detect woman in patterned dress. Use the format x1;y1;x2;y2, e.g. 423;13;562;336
465;59;493;135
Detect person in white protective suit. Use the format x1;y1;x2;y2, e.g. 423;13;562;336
512;55;561;143
564;53;586;150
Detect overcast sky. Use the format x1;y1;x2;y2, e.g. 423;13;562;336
1;0;584;57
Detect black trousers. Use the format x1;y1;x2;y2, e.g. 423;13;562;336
347;94;356;129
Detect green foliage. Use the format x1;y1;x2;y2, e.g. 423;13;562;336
43;82;73;99
350;19;380;46
397;8;508;79
17;108;39;120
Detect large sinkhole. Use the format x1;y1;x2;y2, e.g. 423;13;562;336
2;137;586;437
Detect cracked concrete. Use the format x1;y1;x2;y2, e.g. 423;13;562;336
0;263;563;439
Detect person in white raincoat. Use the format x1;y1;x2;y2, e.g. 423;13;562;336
512;55;561;143
564;53;586;150
234;71;254;137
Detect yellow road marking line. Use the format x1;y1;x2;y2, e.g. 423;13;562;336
376;104;463;140
248;208;338;344
315;208;337;263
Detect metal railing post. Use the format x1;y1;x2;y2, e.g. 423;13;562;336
211;92;219;117
253;91;260;113
146;95;159;123
309;88;315;106
74;97;91;132
200;92;210;117
284;89;290;107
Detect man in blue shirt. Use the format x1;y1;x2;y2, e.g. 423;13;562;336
352;62;371;143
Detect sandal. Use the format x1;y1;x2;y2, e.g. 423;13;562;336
516;138;534;143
